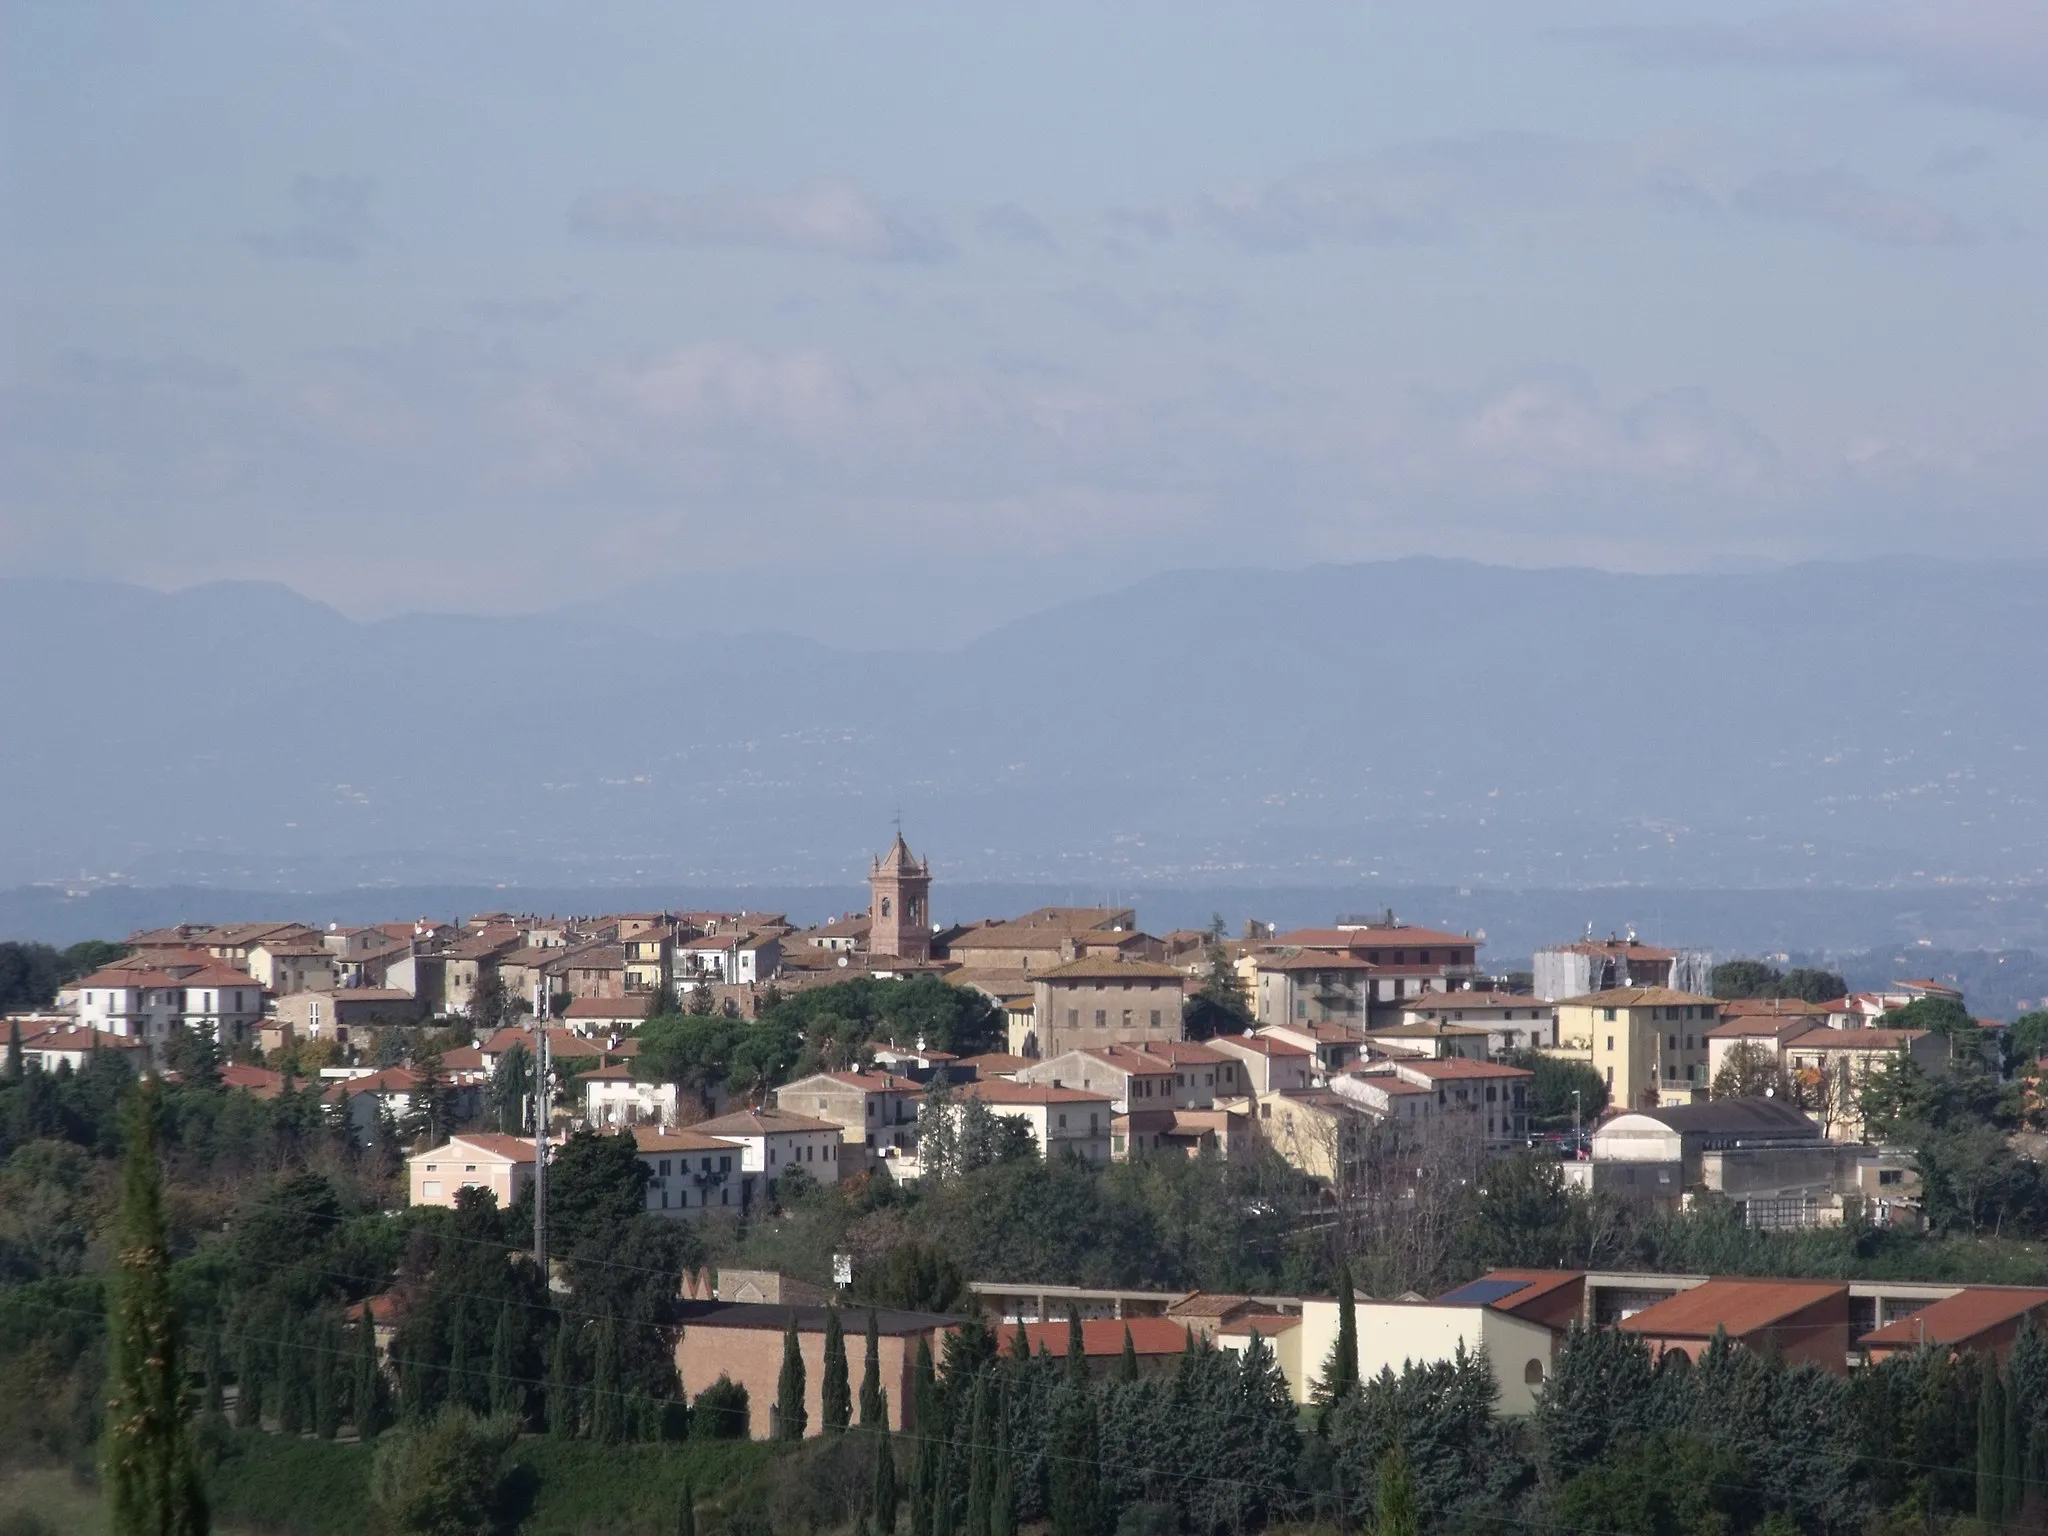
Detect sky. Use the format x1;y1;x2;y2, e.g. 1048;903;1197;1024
3;0;2045;645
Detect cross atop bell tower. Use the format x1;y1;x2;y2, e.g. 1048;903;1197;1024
869;831;932;963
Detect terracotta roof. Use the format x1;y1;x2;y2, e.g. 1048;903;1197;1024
1618;1278;1843;1339
1365;1022;1498;1038
1255;951;1376;974
954;1079;1113;1107
1030;957;1185;982
561;996;652;1020
1376;1058;1534;1081
998;1318;1195;1358
1218;1313;1302;1336
1717;997;1838;1018
324;1066;420;1101
421;1133;538;1162
1211;1033;1311;1058
1785;1027;1927;1052
1271;925;1476;951
632;1126;741;1154
1437;1269;1586;1319
220;1063;286;1099
956;1052;1033;1077
692;1108;842;1137
1860;1289;2048;1349
1538;940;1677;961
1402;992;1553;1012
1556;987;1718;1009
1705;1017;1813;1041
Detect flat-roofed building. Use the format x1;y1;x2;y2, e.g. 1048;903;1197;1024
1555;987;1718;1110
672;1302;958;1437
1028;958;1185;1060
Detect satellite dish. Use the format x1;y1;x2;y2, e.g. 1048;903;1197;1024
837;955;850;968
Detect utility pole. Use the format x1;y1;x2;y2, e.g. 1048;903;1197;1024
532;981;549;1272
1571;1089;1583;1159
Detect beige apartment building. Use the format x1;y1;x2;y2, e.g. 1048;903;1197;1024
1028;957;1186;1059
1554;987;1718;1111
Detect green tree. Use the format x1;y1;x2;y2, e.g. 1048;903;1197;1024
541;1129;652;1254
2005;1362;2025;1525
1713;959;1784;999
490;1042;533;1134
1117;1326;1138;1386
355;1308;390;1439
776;1314;808;1441
1711;1039;1790;1100
873;1431;901;1534
1779;967;1847;1003
275;1315;305;1435
1373;1444;1419;1536
1982;1360;2009;1526
1503;1048;1608;1127
822;1304;852;1434
313;1315;341;1439
590;1315;622;1445
165;1024;222;1089
1318;1263;1359;1415
989;1405;1015;1536
547;1323;574;1438
101;1083;209;1536
963;1372;995;1536
675;1478;697;1536
369;1406;515;1536
691;1377;750;1439
1047;1385;1101;1536
489;1303;519;1420
4;1019;20;1080
860;1310;886;1428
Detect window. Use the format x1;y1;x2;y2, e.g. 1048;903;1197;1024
1668;1035;1677;1051
1603;1008;1617;1022
1685;1036;1694;1051
1605;1036;1614;1051
1057;1113;1067;1128
1605;1066;1614;1087
1094;1010;1106;1028
1121;1009;1132;1029
1149;1010;1161;1027
1067;1009;1079;1028
422;1180;442;1199
1524;1359;1545;1386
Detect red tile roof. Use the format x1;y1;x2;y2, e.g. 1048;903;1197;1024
1618;1279;1843;1339
1860;1289;2048;1349
998;1318;1195;1358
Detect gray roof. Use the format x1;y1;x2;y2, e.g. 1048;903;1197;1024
1616;1098;1818;1138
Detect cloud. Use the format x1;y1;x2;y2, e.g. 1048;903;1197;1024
1199;133;1965;252
1572;3;2048;118
464;295;583;325
1732;168;1968;244
1056;284;1237;338
976;203;1058;250
568;182;952;262
244;175;382;263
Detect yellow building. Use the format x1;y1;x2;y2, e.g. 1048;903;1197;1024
1554;987;1718;1112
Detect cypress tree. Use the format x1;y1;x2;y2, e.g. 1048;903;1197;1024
313;1316;340;1439
989;1402;1015;1536
964;1372;995;1536
1065;1306;1088;1384
2017;1317;2048;1510
1047;1387;1100;1536
932;1435;957;1536
202;1323;226;1418
913;1337;937;1436
447;1298;472;1413
1118;1326;1138;1385
2007;1364;2027;1526
490;1302;519;1420
1325;1262;1359;1409
676;1476;697;1536
4;1020;21;1079
275;1316;305;1435
822;1304;852;1434
1374;1444;1420;1536
776;1314;809;1441
548;1322;574;1438
101;1082;208;1536
1982;1360;2009;1527
910;1425;935;1536
591;1315;623;1444
872;1432;900;1534
860;1310;886;1428
354;1309;388;1439
231;1324;259;1428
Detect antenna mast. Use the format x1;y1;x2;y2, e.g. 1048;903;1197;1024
532;981;549;1271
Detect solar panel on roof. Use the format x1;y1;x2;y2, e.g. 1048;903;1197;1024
1437;1278;1534;1307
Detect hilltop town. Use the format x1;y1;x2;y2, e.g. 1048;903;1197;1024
4;830;2042;1532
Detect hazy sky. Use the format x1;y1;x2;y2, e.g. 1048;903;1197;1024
4;1;2045;643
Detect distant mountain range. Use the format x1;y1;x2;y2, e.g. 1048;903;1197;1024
3;557;2043;896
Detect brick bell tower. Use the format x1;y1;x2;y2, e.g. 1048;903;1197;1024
869;830;932;962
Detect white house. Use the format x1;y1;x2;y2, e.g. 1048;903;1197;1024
67;961;266;1051
632;1126;745;1219
688;1108;845;1203
583;1063;681;1128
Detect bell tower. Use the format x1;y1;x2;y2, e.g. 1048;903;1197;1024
869;831;932;962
